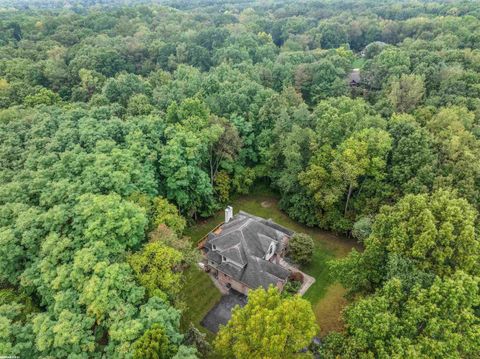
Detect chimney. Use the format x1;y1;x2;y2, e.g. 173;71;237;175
225;206;233;223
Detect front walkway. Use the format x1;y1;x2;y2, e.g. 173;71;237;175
279;258;316;295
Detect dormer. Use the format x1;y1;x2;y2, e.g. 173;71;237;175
265;241;276;261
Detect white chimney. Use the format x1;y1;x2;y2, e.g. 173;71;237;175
225;206;233;223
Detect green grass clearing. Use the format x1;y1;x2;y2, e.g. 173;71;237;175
352;57;366;69
180;185;359;337
179;265;221;340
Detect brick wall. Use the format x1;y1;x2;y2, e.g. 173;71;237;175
216;270;249;295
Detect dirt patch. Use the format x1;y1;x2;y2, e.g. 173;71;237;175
314;283;348;336
260;200;272;208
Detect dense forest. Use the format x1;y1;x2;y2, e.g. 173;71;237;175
0;0;479;358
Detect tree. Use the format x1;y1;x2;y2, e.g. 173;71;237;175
214;170;231;204
334;189;479;295
311;97;386;148
127;94;155;116
132;324;177;359
294;60;347;104
184;323;211;358
315;22;348;49
351;217;372;242
427;107;480;207
128;241;183;301
102;72;151;107
159;99;223;217
24;88;61;107
300;128;392;224
79;262;145;324
208;117;242;186
0;292;38;358
73;193;148;251
148;225;200;268
288;233;314;264
152;197;186;235
214;286;318;358
387;114;436;196
324;273;480;358
363;47;411;90
387;74;425;113
332;128;392;216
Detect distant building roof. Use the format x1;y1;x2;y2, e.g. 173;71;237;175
204;211;292;289
348;68;361;85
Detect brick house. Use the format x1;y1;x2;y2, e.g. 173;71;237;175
200;208;293;295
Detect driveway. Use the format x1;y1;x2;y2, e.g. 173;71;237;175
200;290;247;333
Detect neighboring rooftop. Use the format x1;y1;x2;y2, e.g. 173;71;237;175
348;68;361;84
203;211;293;290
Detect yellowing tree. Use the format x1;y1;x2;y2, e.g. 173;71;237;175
214;286;318;358
128;242;183;301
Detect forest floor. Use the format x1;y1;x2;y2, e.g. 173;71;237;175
180;185;360;338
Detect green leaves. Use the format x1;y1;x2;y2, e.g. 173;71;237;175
288;233;315;265
374;189;478;277
215;286;318;358
387;74;426;113
160;98;224;216
132;324;177;359
335;189;479;298
73;193;147;251
80;262;145;324
334;273;480;358
300;128;392;227
129;241;183;301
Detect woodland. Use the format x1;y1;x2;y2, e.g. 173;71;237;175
0;0;479;358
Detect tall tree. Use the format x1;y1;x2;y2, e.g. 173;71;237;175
323;273;480;358
128;241;184;301
334;189;479;295
214;286;318;358
387;74;425;113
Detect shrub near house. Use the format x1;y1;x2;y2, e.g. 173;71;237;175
288;233;314;264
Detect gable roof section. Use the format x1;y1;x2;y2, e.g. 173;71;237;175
205;211;292;289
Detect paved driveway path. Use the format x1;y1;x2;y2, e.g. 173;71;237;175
201;290;247;333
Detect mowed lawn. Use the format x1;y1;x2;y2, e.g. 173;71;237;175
180;186;360;337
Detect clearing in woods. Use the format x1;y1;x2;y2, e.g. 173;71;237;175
180;185;360;337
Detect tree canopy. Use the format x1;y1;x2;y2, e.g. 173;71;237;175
1;0;480;357
214;286;318;358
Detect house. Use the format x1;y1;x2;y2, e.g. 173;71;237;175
348;68;361;86
200;208;293;295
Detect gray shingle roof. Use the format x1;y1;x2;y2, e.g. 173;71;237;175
348;69;361;84
204;211;292;289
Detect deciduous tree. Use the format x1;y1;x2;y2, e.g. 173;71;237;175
214;286;317;358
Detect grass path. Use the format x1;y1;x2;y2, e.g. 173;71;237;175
181;186;360;336
314;283;348;336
